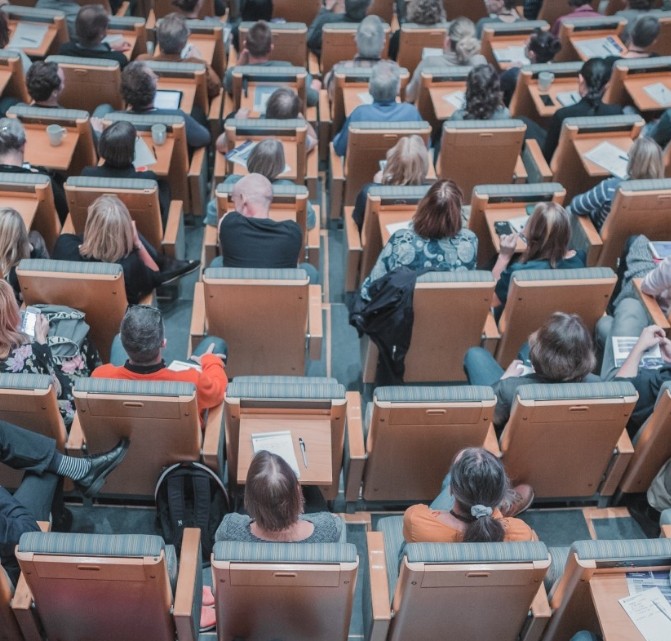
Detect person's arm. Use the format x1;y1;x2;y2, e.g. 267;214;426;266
190;352;228;411
132;221;159;272
570;178;616;221
359;235;394;301
616;325;666;378
641;257;671;297
648;108;671;149
543;112;561;162
405;63;423;104
183;112;212;149
332;115;351;156
491;233;517;306
0;487;40;570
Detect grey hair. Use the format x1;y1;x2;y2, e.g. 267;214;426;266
0;118;26;156
369;60;401;103
356;15;385;59
157;12;190;54
120;305;165;363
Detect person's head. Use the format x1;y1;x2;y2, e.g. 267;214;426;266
412;179;463;240
521;202;571;267
0;118;26;161
120;304;165;364
628;15;660;49
171;0;201;15
156;12;190;55
627;136;664;180
0;12;9;49
246;138;286;181
98;120;137;169
406;0;443;25
0;280;23;354
526;28;561;64
369;60;401;103
345;0;372;21
355;15;385;59
449;447;509;543
75;5;109;47
578;57;612;105
121;61;157;110
464;64;502;120
485;0;517;15
80;194;135;263
26;61;64;105
241;0;273;21
244;20;273;58
231;173;273;218
244;450;303;532
529;312;596;381
381;135;429;186
0;208;30;277
446;17;481;65
265;87;301;119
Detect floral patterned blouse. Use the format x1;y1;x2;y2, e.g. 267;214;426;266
360;226;479;301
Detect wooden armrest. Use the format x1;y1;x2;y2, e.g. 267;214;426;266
207;89;224;138
308;52;320;76
571;215;602;266
114;1;131;16
329;142;345;220
61;213;75;235
634;278;671;331
600;430;635;497
365;531;392;641
344;390;366;503
521;585;552;641
65;413;85;453
307;143;319;200
484;424;501;457
173;527;201;641
189;282;207;353
306;208;320;268
522;139;553;182
344;205;362;292
308;284;323;360
513;154;528;184
481;311;501;355
11;573;42;641
661;524;671;538
162;200;185;259
203;224;219;268
202;401;224;473
188;148;208;217
318;88;331;162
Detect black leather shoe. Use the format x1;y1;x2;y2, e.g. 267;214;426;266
76;439;130;499
159;259;201;285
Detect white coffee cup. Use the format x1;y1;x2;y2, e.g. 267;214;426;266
538;71;555;92
151;123;167;145
46;124;66;147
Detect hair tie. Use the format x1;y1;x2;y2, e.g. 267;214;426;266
470;505;493;519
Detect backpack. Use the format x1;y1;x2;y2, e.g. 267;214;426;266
155;462;230;564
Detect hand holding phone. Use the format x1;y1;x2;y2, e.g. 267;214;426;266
21;306;41;338
494;221;513;236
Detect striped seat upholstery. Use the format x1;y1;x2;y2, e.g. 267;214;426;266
0;373;51;390
516;381;637;402
18;532;165;557
227;379;345;400
204;267;307;281
374;385;495;404
18;258;122;277
213;541;357;563
74;378;195;398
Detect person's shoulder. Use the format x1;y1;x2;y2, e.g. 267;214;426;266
501;516;536;541
304;512;343;541
215;512;252;542
91;363;124;378
454;228;477;242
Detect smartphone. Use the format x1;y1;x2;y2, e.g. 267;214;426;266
21;306;41;337
540;94;554;107
494;221;513;236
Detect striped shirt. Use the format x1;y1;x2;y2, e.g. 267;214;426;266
570;177;622;233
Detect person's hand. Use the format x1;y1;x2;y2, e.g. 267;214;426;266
131;220;142;250
190;343;226;364
238;48;250;65
90;116;104;134
501;359;524;380
659;337;671;363
499;233;518;258
636;325;666;353
34;314;49;345
110;39;132;53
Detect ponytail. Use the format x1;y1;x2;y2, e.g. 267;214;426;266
463;504;506;542
455;36;481;65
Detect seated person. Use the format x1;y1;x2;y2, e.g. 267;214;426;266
449;64;510;121
353;134;430;233
0;419;128;584
570;136;664;232
81;121;172;228
25;61;65;109
307;0;372;58
53;195;198;304
94;62;211;150
405;17;486;103
645;107;671;149
0;12;31;78
171;0;227;20
138;12;222;101
500;29;561;106
464;312;600;433
360;179;477;301
333;60;423;157
325;14;386;98
476;0;521;37
403;447;536;543
231;0;274;51
59;5;131;68
93;304;228;421
0;117;67;222
618;0;656;41
605;14;660;66
389;0;444;60
492;203;586;321
551;0;601;36
225;20;320;107
216;450;343;542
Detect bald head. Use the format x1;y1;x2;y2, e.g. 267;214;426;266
232;173;273;218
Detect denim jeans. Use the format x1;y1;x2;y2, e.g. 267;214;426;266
463;347;505;387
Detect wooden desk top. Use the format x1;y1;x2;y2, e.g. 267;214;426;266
590;574;645;641
379;211;414;245
484;206;531;253
215;140;300;182
490;36;531;72
623;73;671;113
528;77;581;118
155;35;217;67
237;415;332;485
22;124;79;173
571;34;627;62
0;195;38;230
106;32;138;61
429;83;467;121
136;131;174;176
574;136;633;178
7;21;58;58
343;86;372;117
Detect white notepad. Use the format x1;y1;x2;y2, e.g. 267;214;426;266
386;220;412;235
442;91;465;109
643;82;671;107
421;47;443;60
133;136;157;169
584;141;629;179
575;36;623;59
8;22;48;49
620;587;671;641
556;91;580;106
494;46;529;65
252;430;300;477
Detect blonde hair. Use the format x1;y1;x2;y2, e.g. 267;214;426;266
627;136;664;180
0;208;30;278
382;135;429;186
448;17;481;65
0;279;26;358
80;195;135;263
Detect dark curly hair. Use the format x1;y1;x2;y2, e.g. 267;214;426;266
464;64;503;120
26;61;62;102
406;0;443;24
121;61;156;110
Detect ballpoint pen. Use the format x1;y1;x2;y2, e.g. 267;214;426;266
298;437;308;468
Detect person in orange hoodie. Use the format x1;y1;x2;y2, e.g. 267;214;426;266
93;305;227;420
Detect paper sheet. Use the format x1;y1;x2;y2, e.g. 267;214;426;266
556;91;580;106
494;45;530;65
386;220;412;235
612;336;664;369
167;360;202;373
627;571;671;605
422;47;443;60
357;91;374;105
620;587;671;641
575;36;623;59
508;214;530;233
225;140;258;168
643;82;671;107
442;91;465;109
252;86;278;114
8;22;48;49
133;136;157;169
252;430;300;477
584;141;629;179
